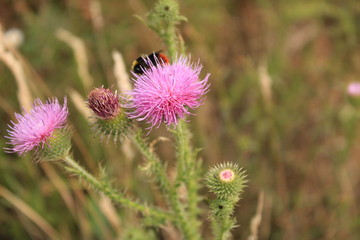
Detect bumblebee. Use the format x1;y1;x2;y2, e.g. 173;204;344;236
131;51;170;74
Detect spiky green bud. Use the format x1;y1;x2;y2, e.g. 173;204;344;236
147;0;186;31
145;0;187;58
87;87;133;142
205;162;247;200
206;163;247;239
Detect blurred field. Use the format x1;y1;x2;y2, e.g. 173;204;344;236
1;0;360;239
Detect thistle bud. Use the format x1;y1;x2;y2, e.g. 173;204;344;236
206;163;247;236
88;87;120;119
87;87;132;141
148;0;186;27
205;162;247;200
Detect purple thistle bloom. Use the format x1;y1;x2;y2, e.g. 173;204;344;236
5;97;69;156
126;55;210;129
347;82;360;97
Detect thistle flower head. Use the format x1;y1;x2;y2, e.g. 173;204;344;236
205;162;247;200
126;55;210;130
347;82;360;97
346;82;360;108
5;97;70;158
87;87;132;142
87;87;121;119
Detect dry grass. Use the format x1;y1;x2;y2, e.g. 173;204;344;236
0;0;360;239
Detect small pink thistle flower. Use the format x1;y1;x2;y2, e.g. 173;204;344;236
5;97;68;156
205;162;247;200
126;55;210;129
219;169;235;182
347;82;360;97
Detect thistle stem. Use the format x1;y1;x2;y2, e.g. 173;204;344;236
213;219;233;240
61;155;171;221
164;25;177;59
174;120;191;184
131;129;199;240
174;120;202;239
130;131;172;200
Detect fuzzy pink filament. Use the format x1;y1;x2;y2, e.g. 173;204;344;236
5;97;68;155
126;55;210;129
219;169;235;182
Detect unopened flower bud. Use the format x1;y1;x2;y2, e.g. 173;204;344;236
205;162;247;200
88;87;121;119
148;0;186;29
87;87;132;141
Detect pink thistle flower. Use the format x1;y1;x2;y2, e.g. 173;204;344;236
126;55;210;129
347;82;360;97
5;97;69;156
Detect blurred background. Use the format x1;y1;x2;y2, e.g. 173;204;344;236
1;0;360;239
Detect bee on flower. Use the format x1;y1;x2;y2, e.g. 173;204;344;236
126;55;210;130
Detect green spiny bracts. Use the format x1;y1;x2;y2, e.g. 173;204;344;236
87;87;133;142
205;162;247;200
206;162;247;240
91;111;133;142
36;126;72;161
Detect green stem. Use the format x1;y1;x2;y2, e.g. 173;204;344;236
164;25;177;59
61;155;171;221
131;129;199;240
187;163;201;229
174;120;202;239
174;120;191;184
130;130;172;201
143;1;199;237
212;218;234;240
